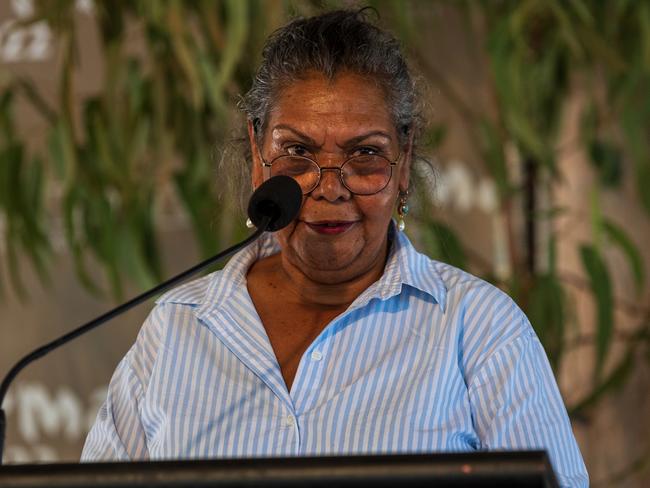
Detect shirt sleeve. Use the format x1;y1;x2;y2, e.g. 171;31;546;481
467;326;589;488
81;304;166;461
81;353;149;461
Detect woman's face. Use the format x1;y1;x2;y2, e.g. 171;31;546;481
249;71;411;285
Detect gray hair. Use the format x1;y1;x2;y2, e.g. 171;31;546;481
219;8;429;214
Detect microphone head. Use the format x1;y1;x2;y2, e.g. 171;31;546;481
247;175;302;231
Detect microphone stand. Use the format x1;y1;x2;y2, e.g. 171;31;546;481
0;218;270;464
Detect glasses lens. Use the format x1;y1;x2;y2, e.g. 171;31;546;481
270;156;320;193
342;155;392;195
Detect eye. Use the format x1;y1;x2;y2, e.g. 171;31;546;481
351;146;382;157
285;144;311;157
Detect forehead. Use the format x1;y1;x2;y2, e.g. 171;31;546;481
265;72;396;143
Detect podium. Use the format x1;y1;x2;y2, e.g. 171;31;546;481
0;451;558;487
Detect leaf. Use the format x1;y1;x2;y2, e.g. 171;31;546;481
0;144;23;214
167;3;204;108
200;0;248;114
87;190;124;299
641;3;650;67
48;120;76;183
0;90;15;142
478;118;510;197
567;0;594;27
579;101;598;143
602;219;645;295
636;160;650;216
422;125;447;150
505;110;549;166
386;0;416;44
86;99;118;181
0;143;49;289
547;0;584;57
569;347;635;417
528;273;565;370
422;220;467;270
579;244;614;380
115;223;157;291
588;139;624;188
62;188;102;296
5;235;26;300
174;162;220;257
22;155;50;284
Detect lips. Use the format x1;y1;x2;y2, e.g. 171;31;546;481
304;220;357;235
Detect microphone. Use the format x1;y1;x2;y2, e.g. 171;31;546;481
248;175;302;231
0;175;302;464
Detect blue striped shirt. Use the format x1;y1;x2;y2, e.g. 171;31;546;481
82;229;588;487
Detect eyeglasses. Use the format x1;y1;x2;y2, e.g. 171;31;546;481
259;150;401;196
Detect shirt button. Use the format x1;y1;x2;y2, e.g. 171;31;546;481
286;415;295;426
311;350;323;361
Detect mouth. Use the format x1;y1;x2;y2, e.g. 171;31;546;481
303;220;357;235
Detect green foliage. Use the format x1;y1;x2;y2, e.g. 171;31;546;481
442;1;650;409
419;219;466;270
1;0;332;299
588;140;624;188
569;347;636;417
0;1;649;454
528;273;565;371
580;244;614;379
0;93;50;298
602;219;646;295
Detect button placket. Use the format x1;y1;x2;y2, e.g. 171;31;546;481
292;334;333;414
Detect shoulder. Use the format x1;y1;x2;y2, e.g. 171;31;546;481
395;230;519;322
140;266;237;347
427;260;535;376
155;272;215;306
125;269;233;382
434;260;521;318
410;241;523;324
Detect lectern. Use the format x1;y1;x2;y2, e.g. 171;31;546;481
0;451;558;487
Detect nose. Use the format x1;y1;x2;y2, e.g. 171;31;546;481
310;166;351;201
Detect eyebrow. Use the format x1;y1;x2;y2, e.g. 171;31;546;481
272;125;319;146
271;124;393;148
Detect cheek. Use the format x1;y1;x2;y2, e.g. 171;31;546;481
273;202;304;248
251;162;263;189
360;191;398;222
272;227;296;261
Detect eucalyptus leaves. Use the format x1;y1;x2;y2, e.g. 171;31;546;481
1;0;649;438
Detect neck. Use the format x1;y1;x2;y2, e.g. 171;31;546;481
286;257;385;308
262;239;389;308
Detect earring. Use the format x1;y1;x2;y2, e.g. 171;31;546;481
397;190;409;232
246;218;255;229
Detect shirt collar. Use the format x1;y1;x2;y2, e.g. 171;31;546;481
161;222;447;314
349;223;447;311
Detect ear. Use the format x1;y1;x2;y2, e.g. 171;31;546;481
248;119;263;190
398;132;414;192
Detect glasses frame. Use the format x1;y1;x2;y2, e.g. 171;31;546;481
258;147;402;196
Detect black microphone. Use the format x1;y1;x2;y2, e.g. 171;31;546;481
248;175;302;231
0;175;302;464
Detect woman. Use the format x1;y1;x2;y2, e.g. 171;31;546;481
83;9;588;487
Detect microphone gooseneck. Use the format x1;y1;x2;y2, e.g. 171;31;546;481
0;175;302;464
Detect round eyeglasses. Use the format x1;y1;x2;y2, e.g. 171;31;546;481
260;151;401;196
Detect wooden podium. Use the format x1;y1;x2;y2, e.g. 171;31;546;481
0;451;558;487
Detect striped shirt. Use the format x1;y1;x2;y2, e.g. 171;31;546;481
82;228;588;487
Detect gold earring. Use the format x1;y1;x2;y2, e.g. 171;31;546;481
397;190;409;232
246;218;255;229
